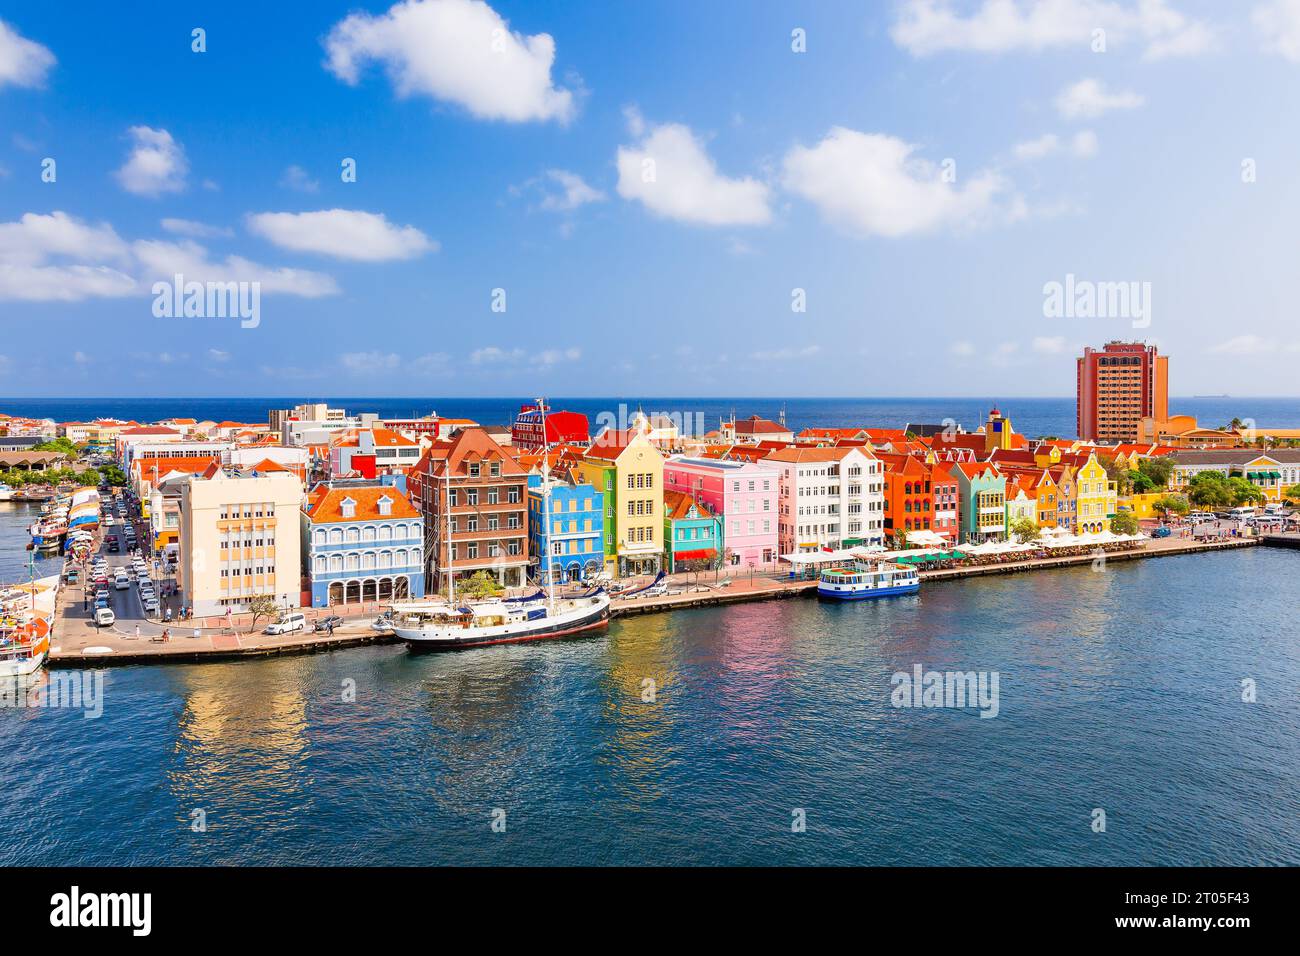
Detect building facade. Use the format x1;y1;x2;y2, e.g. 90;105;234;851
408;427;530;593
662;457;780;568
302;479;425;608
178;466;304;617
575;429;664;576
765;446;886;555
527;472;604;583
662;491;722;573
1077;341;1169;443
950;462;1007;543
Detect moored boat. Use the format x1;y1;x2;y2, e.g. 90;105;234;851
0;574;58;677
817;560;920;600
391;590;611;651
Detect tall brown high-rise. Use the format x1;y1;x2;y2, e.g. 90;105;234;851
1076;341;1168;442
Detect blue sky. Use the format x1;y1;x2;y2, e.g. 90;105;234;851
4;0;1300;398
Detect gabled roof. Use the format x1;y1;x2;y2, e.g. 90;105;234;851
304;484;421;523
663;489;711;520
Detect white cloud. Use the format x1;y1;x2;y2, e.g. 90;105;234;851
0;211;136;301
132;238;339;297
1013;133;1060;160
341;351;402;373
535;347;581;365
1208;335;1277;355
115;126;188;197
891;0;1215;60
538;169;605;211
950;340;976;357
1055;78;1144;119
0;19;55;88
208;348;230;362
161;218;233;239
324;0;576;123
616;111;772;227
72;351;90;365
246;209;436;261
1032;335;1069;354
749;345;821;361
279;164;320;193
470;346;525;364
782;127;1013;238
1253;0;1300;61
1015;130;1098;160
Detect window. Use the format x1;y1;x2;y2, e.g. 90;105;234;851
468;463;480;478
377;496;392;517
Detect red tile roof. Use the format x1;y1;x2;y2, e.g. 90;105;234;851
304;485;421;523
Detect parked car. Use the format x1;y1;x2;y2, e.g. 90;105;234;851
314;615;343;632
370;616;395;634
142;598;160;615
114;575;130;590
94;607;116;627
265;613;307;635
1152;526;1172;538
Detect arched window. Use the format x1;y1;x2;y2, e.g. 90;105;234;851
362;525;376;542
378;551;393;568
345;527;360;544
379;525;393;541
329;554;343;573
313;529;326;546
904;482;913;495
329;528;343;545
314;555;325;573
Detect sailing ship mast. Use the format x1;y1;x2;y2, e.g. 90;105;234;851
445;462;455;605
538;398;557;612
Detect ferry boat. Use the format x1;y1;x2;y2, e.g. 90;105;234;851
817;560;920;600
0;574;58;677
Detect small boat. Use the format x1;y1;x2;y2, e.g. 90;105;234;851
817;560;920;600
0;482;13;502
392;591;611;651
0;575;59;677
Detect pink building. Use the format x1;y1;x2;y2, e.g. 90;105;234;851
663;456;780;569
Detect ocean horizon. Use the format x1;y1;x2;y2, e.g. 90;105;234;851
3;395;1299;440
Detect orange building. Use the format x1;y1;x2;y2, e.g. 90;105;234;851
1077;341;1169;443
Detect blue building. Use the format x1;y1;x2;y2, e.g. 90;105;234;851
301;478;425;608
527;470;604;584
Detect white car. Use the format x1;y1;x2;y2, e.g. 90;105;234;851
265;613;307;635
142;597;160;615
114;576;130;590
94;607;116;627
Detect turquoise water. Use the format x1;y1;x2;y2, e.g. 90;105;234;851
2;546;1296;866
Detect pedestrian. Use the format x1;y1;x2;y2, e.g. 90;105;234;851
134;624;140;640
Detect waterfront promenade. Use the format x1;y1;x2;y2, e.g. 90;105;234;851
48;535;1257;666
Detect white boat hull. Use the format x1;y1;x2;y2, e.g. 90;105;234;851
394;594;611;651
0;647;48;677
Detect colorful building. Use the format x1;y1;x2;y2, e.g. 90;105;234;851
575;429;664;576
764;445;885;554
511;403;590;451
662;456;780;568
527;470;604;584
950;461;1007;543
301;479;425;608
1074;452;1118;532
408;427;530;592
662;491;722;573
1077;341;1169;443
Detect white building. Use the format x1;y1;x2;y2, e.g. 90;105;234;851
178;465;304;617
763;446;885;554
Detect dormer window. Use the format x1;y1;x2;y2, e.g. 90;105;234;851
377;495;393;517
468;463;480;478
340;496;356;519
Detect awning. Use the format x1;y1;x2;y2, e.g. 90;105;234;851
674;548;716;561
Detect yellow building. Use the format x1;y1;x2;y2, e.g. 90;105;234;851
577;428;665;577
1074;452;1118;533
179;464;304;617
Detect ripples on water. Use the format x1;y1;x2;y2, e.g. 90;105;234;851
2;549;1297;866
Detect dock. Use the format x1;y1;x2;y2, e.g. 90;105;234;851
47;534;1263;667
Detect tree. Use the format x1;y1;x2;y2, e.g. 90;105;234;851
1187;472;1233;509
1225;476;1264;507
33;437;78;455
1129;470;1156;494
1110;511;1139;535
1283;484;1300;504
1136;456;1174;488
1102;457;1132;495
99;464;127;487
459;570;503;600
246;594;280;633
1010;516;1040;543
1153;494;1189;517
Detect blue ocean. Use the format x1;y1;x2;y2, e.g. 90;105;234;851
2;395;1299;439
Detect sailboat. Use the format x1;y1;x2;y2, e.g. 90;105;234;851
391;399;610;651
